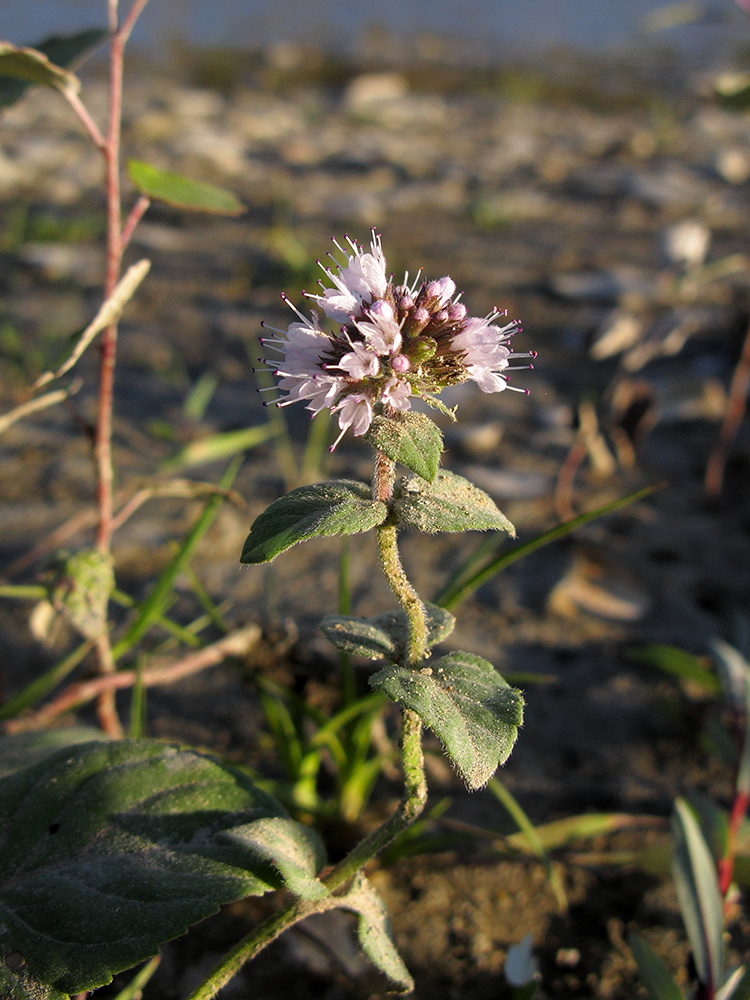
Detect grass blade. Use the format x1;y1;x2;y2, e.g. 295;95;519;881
435;484;660;611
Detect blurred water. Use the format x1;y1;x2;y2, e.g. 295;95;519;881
3;0;747;61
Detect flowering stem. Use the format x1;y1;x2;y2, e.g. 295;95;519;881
372;450;428;666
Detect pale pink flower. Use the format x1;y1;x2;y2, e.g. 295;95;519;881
259;232;533;449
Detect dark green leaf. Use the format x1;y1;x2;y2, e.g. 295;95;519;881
0;964;68;1000
393;470;515;536
370;651;523;789
0;30;106;110
628;932;685;1000
127;160;245;216
0;740;316;994
366;411;443;482
220;817;327;901
241;480;388;564
340;873;413;992
320;603;455;660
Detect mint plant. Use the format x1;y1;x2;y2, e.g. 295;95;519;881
0;4;533;991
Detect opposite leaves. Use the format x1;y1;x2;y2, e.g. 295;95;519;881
370;652;524;790
241;480;388;564
0;740;326;995
320;603;455;660
392;470;515;536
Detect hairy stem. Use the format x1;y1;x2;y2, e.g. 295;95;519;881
184;710;426;1000
372;451;427;665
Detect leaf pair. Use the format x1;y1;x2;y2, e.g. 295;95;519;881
240;470;514;565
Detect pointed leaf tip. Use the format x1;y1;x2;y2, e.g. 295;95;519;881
127;160;246;216
241;480;388;564
371;651;523;789
393;470;515;536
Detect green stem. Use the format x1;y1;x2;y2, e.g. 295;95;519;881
185;448;431;1000
184;710;426;1000
372;450;428;666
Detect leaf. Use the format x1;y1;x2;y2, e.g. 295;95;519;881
434;482;660;611
0;963;68;1000
0;740;319;995
366;411;443;482
0;728;108;780
393;470;515;536
0;30;106;110
628;644;719;695
339;873;413;992
671;798;725;990
0;42;79;97
127;160;245;216
370;651;524;789
241;480;388;564
717;966;750;1000
220;816;327;901
320;602;455;660
628;932;685;1000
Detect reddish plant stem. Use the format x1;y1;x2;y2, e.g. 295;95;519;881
92;1;151;733
705;319;750;497
718;788;750;899
121;195;151;251
94;17;124;556
4;627;260;734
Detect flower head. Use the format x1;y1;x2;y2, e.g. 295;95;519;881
260;232;534;449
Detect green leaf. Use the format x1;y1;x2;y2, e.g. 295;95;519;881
0;739;318;995
127;160;245;216
628;644;719;695
241;480;388;564
370;651;524;790
0;728;108;779
339;873;413;992
0;963;68;1000
320;602;455;660
0;30;106;110
671;798;725;990
0;42;79;96
435;483;660;611
629;932;685;1000
220;816;327;900
393;470;515;536
366;411;443;482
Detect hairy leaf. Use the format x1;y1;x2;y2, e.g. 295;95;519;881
366;411;443;482
0;740;321;994
0;30;106;110
128;160;245;216
0;963;68;1000
393;470;515;535
320;603;455;660
220;817;327;900
340;873;413;992
241;480;388;564
371;651;523;789
0;728;108;780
